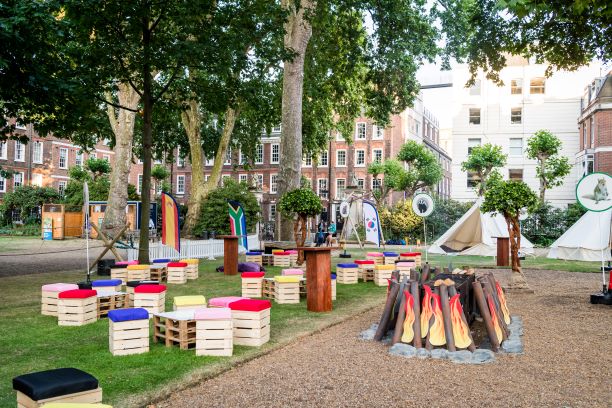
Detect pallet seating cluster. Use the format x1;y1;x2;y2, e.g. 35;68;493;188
229;299;271;347
400;252;422;267
96;290;127;319
241;272;265;298
273;251;291;267
151;258;170;282
383;252;399;265
396;261;415;280
126;264;151;282
173;295;206;311
374;264;394;286
91;279;122;292
153;309;197;350
58;289;98;326
366;252;384;265
273;276;300;304
336;263;359;284
41;283;78;316
167;262;188;284
182;258;199;280
133;284;166;315
125;280;159;307
355;260;375;282
195;307;233;356
12;367;103;407
108;308;150;356
245;251;263;265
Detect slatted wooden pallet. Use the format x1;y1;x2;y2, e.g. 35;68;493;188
273;255;291;267
274;282;300;304
150;266;167;282
110;268;128;285
153;313;196;350
262;254;274;266
232;308;271;347
246;254;263;265
97;293;127;318
384;256;399;265
337;267;359;284
262;278;276;299
242;277;264;298
167;267;187;284
41;291;60;316
109;319;149;356
58;298;98;326
134;292;165;315
196;319;233;356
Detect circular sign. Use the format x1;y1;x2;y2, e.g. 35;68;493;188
412;193;434;217
576;172;612;212
339;201;350;218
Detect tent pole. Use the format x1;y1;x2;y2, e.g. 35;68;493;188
599;213;606;291
423;217;428;263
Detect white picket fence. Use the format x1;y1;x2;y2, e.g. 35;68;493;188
127;234;260;261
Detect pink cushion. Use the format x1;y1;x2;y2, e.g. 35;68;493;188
396;262;415;267
116;260;139;266
241;272;265;278
208;296;247;307
195;307;232;320
367;252;383;256
58;289;97;299
42;283;79;292
282;269;304;276
285;250;298;254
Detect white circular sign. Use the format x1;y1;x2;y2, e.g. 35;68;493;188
576;172;612;212
339;201;350;218
412;193;434;217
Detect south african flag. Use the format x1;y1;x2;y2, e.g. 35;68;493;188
228;200;248;250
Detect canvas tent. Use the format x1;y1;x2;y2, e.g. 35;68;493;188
429;199;534;256
547;210;612;262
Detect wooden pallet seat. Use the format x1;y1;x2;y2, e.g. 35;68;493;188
108;308;150;356
41;283;79;316
173;295;207;311
58;289;98;326
194;307;233;356
91;279;122;292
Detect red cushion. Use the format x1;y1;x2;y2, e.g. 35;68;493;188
134;284;166;293
58;289;97;299
400;252;421;257
355;260;375;265
274;252;290;256
167;262;188;267
242;272;265;278
229;299;271;312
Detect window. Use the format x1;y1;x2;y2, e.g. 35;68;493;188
467;171;480;188
102;138;111;146
590;117;595;147
0;176;5;192
373;148;383;163
255;144;263;164
271;144;280;164
336;131;344;141
222;174;231;186
75;152;83;166
255;174;263;190
583;124;588;148
270;204;276;219
469;108;481;125
372;125;384;139
14;172;24;188
356;122;366;139
270;174;278;193
32;141;43;164
509;138;523;156
272;124;282;133
15;141;25;162
467;138;481;154
32;173;43;187
224;148;232;165
357;178;365;190
530;77;545;94
205;157;214;166
372;178;382;191
469;79;481;95
205;175;210;182
510;107;522;124
58;148;68;169
318;178;328;198
58;181;66;196
355;149;365;166
90;152;97;159
584;154;595;175
239;174;248;184
176;175;185;194
508;169;523;181
103;154;110;162
336;178;346;197
319;150;328;166
511;79;523;95
304;154;312;167
336;150;346;166
137;174;143;194
15;122;26;130
239;149;247;165
0;142;6;159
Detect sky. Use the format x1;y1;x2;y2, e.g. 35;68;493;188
417;62;455;129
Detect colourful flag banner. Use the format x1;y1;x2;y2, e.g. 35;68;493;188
363;200;381;247
228;200;248;250
162;192;180;253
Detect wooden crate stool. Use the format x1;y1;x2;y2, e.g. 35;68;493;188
273;251;291;267
173;295;207;311
126;264;151;282
133;284;166;315
91;279;122;292
167;262;188;284
281;268;304;277
228;299;271;347
181;258;199;280
383;252;399;265
209;296;246;308
150;262;168;283
12;367;102;408
396;261;415;280
96;291;127;318
299;278;307;297
355;260;376;282
245;251;263;265
262;278;276;299
110;265;128;285
286;250;298;266
241;272;265;298
374;264;395;286
58;289;98;326
262;254;274;266
331;274;336;300
273;276;300;304
366;252;384;265
41;283;78;316
126;280;159;307
195;307;233;356
336;263;359;284
108;308;150;356
153;310;197;350
400;252;422;267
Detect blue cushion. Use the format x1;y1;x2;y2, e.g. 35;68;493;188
13;368;98;401
153;258;171;263
108;308;149;322
331;274;336;280
337;263;358;268
91;279;122;287
246;252;262;256
383;252;398;256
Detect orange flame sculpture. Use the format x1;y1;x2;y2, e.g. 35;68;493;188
449;294;472;349
420;285;433;337
495;281;511;325
429;292;446;346
401;291;415;344
487;294;503;343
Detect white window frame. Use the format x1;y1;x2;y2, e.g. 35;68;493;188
272;124;282;133
372;148;383;163
511;79;523;95
176;175;186;194
468;138;481;154
372;125;384;140
530;77;546;94
511;107;522;124
15;141;25;162
58;180;67;196
372;177;382;191
255;144;264;164
509;138;523;156
58;147;68;169
13;172;24;188
137;174;143;194
255;174;263;190
0;175;5;192
319;150;328;167
303;154;312;167
270;174;278;193
103;154;110;162
90;152;97;159
0;142;6;160
318;178;328;198
269;203;277;219
239;174;248;184
336;150;346;167
75;151;83;166
32;141;43;164
205;157;214;166
224;148;232;165
239;149;247;165
271;144;280;164
355;122;367;140
357;178;365;190
31;173;43;187
15;122;26;130
355;149;365;167
336;178;346;198
468;108;481;125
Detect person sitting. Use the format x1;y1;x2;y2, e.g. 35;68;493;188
326;221;337;246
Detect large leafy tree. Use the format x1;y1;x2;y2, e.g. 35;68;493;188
526;130;571;202
367;159;408;208
397;141;443;198
461;143;507;196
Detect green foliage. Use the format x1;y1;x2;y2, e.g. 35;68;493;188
367;159;408;207
193;179;260;236
526;130;571;200
522;203;588;247
526;130;562;158
396;141;443;197
127;184;140;201
85;158;111;179
151;165;170;181
63;162;112;206
379;201;422;240
461;143;507;195
482;180;539;218
278;188;323;218
0;186;60;226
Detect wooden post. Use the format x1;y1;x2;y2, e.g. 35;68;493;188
496;237;510;266
298;246;337;312
439;284;456;352
473;281;500;352
411;281;422;348
219;235;241;276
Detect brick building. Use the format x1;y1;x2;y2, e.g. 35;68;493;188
577;71;612;176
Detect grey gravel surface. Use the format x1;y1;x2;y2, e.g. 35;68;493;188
154;269;611;408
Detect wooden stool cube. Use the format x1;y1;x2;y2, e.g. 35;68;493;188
262;278;276;299
133;284;166;315
108;308;150;356
208;296;247;308
374;264;394;286
126;280;159;307
181;259;199;280
150;264;167;282
273;252;291;267
336;263;359;284
331;274;336;300
245;252;263;265
400;252;422;267
91;279;122;292
262;254;274;266
41;283;78;316
286;250;298;266
153;310;197;350
195;308;233;356
273;276;300;304
127;264;151;282
383;252;399;265
396;261;415;280
241;272;265;298
167;262;188;284
355;260;376;282
96;291;127;318
110;266;128;285
229;299;271;347
366;252;384;265
58;289;98;326
173;295;207;311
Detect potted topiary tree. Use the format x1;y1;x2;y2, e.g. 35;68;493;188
278;188;323;264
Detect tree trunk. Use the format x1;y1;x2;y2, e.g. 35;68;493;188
102;84;140;238
504;214;529;290
539;156;547;202
277;0;315;241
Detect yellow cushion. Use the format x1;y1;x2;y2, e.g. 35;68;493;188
127;264;149;270
375;265;395;271
181;259;199;264
42;404;113;408
274;276;301;283
272;249;284;253
174;295;207;306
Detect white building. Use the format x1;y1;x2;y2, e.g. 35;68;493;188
450;57;603;206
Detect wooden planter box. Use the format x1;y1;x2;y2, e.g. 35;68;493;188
41;283;79;316
229;299;271;347
195;308;233;357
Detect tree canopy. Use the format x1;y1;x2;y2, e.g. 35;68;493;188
461;143;507;196
396;141;443;197
526;129;572;202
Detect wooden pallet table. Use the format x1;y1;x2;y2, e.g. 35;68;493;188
96;291;127;318
262;278;276;300
150;264;167;282
153;310;197;350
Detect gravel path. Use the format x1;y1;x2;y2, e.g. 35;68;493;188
155;269;611;408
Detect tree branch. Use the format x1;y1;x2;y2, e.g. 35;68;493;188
96;95;140;113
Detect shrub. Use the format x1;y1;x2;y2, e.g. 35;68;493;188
0;185;60;226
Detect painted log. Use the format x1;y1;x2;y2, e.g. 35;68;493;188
448;284;475;351
374;280;400;341
420;263;430;284
439;284;456;352
410;281;422;348
472;281;500;352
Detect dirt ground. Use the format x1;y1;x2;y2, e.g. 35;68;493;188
155;269;611;408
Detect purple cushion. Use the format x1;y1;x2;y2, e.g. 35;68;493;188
108;308;149;322
337;263;358;268
216;262;266;273
91;279;122;287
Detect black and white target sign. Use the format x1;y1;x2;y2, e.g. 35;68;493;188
412;193;434;217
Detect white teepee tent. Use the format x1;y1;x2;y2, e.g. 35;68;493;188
547;210;612;262
429;199;534;256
